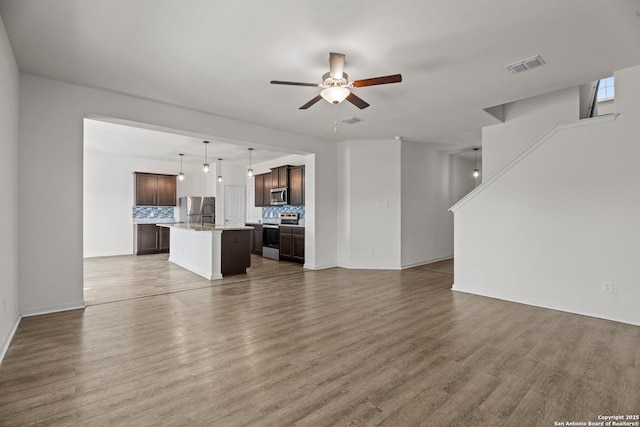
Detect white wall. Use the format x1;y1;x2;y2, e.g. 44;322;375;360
0;14;20;360
400;141;474;267
453;65;640;326
19;73;337;314
83;149;217;257
337;139;471;269
337;139;402;269
216;162;246;226
450;154;477;196
482;87;580;177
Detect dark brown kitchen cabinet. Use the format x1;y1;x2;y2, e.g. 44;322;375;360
136;224;170;255
271;166;289;189
254;173;272;207
134;172;177;206
221;230;252;276
159;226;171;252
246;223;263;254
279;226;304;263
288;165;305;206
135;173;157;205
156;174;177;206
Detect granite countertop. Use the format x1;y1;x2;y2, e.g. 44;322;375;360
133;218;177;224
247;222;305;228
157;223;254;232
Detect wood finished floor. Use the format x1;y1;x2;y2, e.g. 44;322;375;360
83;253;305;305
1;256;639;426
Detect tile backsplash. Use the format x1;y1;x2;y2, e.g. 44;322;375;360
262;205;305;220
132;206;175;223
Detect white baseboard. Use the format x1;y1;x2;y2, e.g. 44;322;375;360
452;284;640;327
0;314;21;365
401;255;453;269
336;263;403;270
20;301;86;317
303;263;337;270
333;256;453;271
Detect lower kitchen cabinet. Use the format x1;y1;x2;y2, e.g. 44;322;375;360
246;223;263;254
279;226;304;263
221;230;252;276
159;226;170;252
136;224;170;255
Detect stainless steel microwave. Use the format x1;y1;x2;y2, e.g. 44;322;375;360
270;187;288;205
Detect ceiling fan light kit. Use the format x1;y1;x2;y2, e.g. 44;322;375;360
320;86;350;104
271;52;402;110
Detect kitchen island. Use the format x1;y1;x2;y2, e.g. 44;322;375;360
157;224;253;280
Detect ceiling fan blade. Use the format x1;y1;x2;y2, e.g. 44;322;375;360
329;52;345;80
271;80;319;87
299;95;323;109
352;74;402;88
346;92;370;109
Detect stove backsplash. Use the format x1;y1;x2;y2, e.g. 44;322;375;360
132;206;175;223
262;205;305;221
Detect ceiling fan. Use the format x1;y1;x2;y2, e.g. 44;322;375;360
271;52;402;110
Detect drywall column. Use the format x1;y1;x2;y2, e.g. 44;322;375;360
0;13;20;360
337;139;402;269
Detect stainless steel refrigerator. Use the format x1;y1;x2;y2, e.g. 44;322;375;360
179;196;215;225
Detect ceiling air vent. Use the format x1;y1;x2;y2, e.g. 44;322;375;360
340;116;362;125
505;55;545;74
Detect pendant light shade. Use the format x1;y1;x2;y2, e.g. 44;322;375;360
247;148;254;177
178;153;185;181
217;158;223;183
473;147;480;179
202;141;210;174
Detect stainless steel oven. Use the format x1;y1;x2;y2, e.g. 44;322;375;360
262;224;280;260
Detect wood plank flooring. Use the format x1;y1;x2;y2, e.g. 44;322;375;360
83;253;304;305
1;257;639;426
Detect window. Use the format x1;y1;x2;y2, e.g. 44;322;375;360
597;76;614;102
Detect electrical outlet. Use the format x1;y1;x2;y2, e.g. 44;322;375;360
368;248;374;256
602;281;613;293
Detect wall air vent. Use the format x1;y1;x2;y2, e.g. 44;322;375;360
505;55;546;74
340;116;362;125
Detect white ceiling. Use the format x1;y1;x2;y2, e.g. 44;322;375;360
83;118;298;166
3;0;640;159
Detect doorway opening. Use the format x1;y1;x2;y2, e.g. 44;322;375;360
83;117;311;305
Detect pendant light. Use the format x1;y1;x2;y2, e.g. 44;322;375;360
472;147;480;179
247;148;254;177
217;158;223;183
202;141;210;174
178;153;185;181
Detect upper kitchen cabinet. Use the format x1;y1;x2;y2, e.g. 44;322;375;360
288;165;305;206
254;173;272;207
271;166;289;189
134;172;177;206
